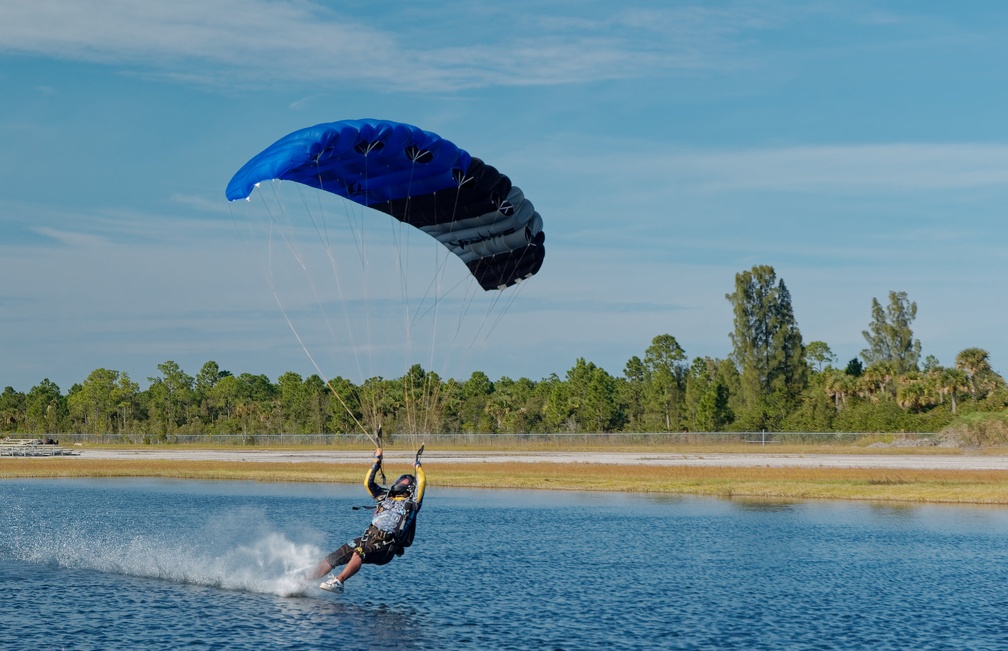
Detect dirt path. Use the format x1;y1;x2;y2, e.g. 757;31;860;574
77;448;1008;471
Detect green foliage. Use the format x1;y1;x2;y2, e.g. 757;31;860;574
833;400;917;433
68;368;138;436
643;334;687;431
727;390;795;432
726;265;807;408
0;386;26;432
7;270;1008;439
147;361;195;435
860;291;921;374
805;341;835;373
844;358;864;377
25;379;67;434
956;347;1005;400
621;356;647;431
782;377;836;432
695;379;733;432
565;358;624;433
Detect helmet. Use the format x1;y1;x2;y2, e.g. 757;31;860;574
389;474;416;496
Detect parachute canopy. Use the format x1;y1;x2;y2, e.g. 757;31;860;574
226;119;545;290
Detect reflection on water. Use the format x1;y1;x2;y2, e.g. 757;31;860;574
3;479;1008;649
730;497;801;512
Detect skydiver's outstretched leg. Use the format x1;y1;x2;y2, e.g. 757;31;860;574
310;553;363;580
309;540;365;591
308;559;333;580
336;552;363;582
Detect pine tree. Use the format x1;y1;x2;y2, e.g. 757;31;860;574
860;291;921;375
726;265;807;409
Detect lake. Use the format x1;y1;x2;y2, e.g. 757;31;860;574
2;478;1008;649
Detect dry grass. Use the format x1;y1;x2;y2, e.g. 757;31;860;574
4;457;1008;505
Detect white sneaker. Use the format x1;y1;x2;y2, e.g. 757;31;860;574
319;577;344;593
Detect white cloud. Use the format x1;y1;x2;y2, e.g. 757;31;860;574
31;225;110;247
530;138;1008;195
0;1;777;91
669;143;1008;193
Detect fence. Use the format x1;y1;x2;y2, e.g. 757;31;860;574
43;431;895;447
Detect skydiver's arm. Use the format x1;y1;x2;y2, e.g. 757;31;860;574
365;447;384;499
413;462;426;507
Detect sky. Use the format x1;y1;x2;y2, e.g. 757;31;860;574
2;0;1008;392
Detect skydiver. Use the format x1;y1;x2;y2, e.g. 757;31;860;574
308;444;426;593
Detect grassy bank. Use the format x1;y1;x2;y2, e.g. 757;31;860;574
4;456;1008;505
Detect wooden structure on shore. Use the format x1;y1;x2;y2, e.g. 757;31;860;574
0;438;80;457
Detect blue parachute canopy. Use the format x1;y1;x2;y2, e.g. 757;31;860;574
226;119;544;290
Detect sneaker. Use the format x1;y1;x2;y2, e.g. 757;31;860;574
319;577;344;593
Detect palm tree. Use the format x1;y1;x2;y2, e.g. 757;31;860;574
956;348;991;399
823;369;844;409
861;361;897;401
897;373;932;413
938;367;969;415
823;368;854;409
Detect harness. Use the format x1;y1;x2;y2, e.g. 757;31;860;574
362;441;423;552
372;497;411;534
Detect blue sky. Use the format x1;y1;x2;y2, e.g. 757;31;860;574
2;1;1007;392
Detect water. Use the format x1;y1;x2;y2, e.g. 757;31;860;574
3;480;1008;650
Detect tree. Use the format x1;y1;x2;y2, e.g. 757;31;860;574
207;374;241;426
695;379;732;431
147;361;196;434
566;358;622;432
643;334;687;431
859;361;897;402
896;372;933;413
955;347;1003;400
622;356;647;431
805;341;836;373
726;265;807;411
684;357;713;431
195;361;224;398
823;368;854;410
845;358;864;377
0;386;26;432
68;369;120;434
937;367;969;415
25;379;66;434
277;371;307;432
860;291;921;374
459;371;494;433
400;364;443;435
322;375;359;434
111;372;140;434
505;376;542;433
195;361;229;425
540;373;574;432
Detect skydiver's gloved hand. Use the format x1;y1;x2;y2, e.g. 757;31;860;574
375;447;383;462
414;444;424;468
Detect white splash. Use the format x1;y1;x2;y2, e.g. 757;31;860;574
4;505;325;597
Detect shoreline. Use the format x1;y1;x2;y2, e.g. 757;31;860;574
74;448;1008;471
6;448;1008;504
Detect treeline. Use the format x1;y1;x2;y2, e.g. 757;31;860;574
2;265;1005;438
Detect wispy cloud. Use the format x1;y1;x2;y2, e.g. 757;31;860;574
31;226;110;247
534;139;1008;195
0;1;778;91
668;143;1008;192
